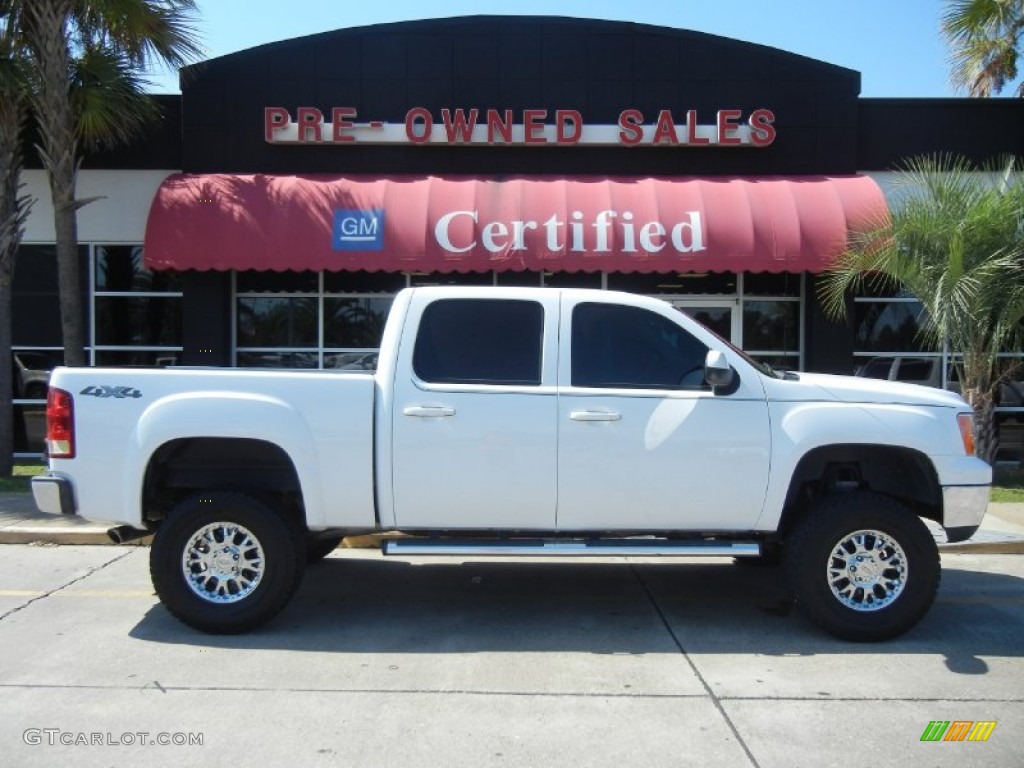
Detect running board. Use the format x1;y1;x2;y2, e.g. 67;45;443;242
382;539;761;557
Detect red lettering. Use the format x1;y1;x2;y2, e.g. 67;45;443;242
486;109;513;144
296;107;323;142
686;110;710;145
748;108;776;146
524;109;548;144
717;109;743;145
264;107;290;142
441;108;479;143
556;109;582;144
405;107;433;144
618;109;644;145
332;107;357;143
652;110;678;145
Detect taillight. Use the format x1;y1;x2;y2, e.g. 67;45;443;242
46;387;75;459
957;413;976;457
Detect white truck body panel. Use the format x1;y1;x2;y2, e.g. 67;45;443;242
38;286;991;539
51;369;376;530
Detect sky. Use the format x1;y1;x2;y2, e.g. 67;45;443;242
144;0;1024;98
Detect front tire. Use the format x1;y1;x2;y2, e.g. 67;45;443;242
150;492;306;634
784;492;939;641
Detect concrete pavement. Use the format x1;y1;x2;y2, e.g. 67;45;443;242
0;491;1022;553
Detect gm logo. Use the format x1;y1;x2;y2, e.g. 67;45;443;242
333;209;384;251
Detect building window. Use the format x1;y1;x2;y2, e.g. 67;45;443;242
234;271;401;369
92;245;183;367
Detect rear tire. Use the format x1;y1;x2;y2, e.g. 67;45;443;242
784;492;939;641
150;492;306;634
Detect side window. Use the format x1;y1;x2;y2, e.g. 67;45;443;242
413;299;544;385
572;303;709;389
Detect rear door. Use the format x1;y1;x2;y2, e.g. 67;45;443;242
391;290;559;530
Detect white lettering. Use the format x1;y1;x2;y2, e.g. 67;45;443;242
592;210;616;252
621;211;636;252
543;214;564;251
511;220;537;250
639;221;666;252
481;221;508;252
434;210;477;253
670;211;705;253
431;209;705;255
341;217;378;237
570;211;586;253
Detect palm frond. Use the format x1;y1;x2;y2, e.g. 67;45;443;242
71;41;157;150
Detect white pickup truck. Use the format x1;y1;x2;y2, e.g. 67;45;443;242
32;287;991;640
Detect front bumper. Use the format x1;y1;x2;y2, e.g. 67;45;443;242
942;485;990;543
32;474;76;517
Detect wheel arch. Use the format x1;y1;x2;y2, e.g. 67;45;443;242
142;437;306;529
777;444;942;536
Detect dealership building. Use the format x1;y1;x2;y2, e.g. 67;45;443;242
14;16;1024;460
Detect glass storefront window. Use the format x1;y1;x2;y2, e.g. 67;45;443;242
607;272;736;294
408;271;493;286
236;270;318;293
743;301;799;353
496;270;543;287
324;271;406;293
236;352;321;369
324;297;392;348
95;245;181;292
743;273;801;297
93;351;181;367
237;297;318;348
853;301;936;353
95;297;182;346
544;271;602;289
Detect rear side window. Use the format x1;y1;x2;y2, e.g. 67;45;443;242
572;302;708;389
413;299;544;385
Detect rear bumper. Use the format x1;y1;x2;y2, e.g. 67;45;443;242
31;474;76;516
942;485;989;543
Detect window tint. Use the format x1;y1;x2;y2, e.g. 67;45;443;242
572;303;708;389
413;299;543;385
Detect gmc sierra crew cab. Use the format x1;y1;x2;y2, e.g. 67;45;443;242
31;287;992;640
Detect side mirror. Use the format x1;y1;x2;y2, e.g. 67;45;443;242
704;350;734;390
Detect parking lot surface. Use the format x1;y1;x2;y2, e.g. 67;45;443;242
0;545;1021;767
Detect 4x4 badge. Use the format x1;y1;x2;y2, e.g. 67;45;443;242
80;385;142;399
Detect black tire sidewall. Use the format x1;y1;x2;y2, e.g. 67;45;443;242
785;493;940;641
150;492;305;634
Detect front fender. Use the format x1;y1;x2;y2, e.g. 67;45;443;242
757;401;962;530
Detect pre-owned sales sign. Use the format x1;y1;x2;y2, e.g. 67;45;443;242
264;107;777;147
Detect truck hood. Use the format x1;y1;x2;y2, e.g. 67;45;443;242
763;371;969;408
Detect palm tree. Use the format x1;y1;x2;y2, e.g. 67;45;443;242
21;0;201;366
0;8;33;475
943;0;1024;96
820;155;1024;463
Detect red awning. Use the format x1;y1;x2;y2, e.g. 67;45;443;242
143;174;887;274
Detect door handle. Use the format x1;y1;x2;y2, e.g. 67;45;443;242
570;410;621;422
403;405;456;418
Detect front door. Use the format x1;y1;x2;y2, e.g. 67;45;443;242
556;295;770;532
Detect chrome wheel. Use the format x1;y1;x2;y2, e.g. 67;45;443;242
826;529;907;612
182;521;265;604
